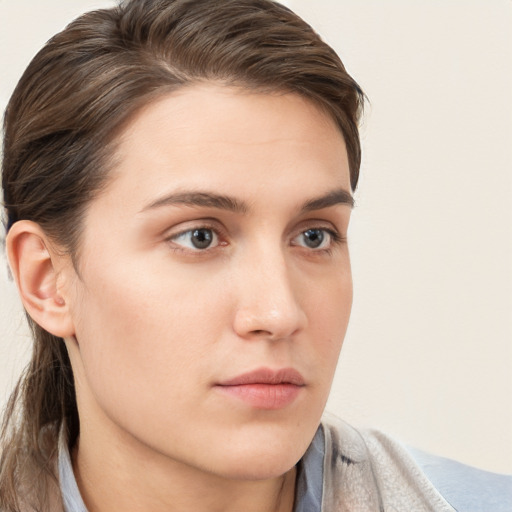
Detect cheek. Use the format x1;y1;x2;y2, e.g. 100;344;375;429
305;266;352;375
71;258;230;420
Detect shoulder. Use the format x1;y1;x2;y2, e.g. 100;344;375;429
319;415;454;511
320;416;454;511
320;414;511;512
407;447;512;512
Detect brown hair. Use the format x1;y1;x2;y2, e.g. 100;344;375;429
0;0;364;509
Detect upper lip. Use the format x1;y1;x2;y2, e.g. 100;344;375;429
218;367;305;386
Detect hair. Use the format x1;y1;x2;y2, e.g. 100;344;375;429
0;0;364;509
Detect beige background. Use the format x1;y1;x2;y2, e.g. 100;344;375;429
1;0;511;474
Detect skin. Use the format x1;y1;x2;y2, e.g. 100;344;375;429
8;84;353;512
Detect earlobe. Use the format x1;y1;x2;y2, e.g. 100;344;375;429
6;220;75;338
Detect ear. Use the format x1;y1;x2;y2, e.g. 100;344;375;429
6;220;75;338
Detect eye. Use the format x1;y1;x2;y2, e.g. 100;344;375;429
170;227;219;250
292;228;334;250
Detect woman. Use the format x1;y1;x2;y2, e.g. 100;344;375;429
0;0;500;511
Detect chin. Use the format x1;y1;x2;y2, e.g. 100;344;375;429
201;424;315;481
214;451;301;481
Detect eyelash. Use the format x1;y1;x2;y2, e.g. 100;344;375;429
165;223;345;255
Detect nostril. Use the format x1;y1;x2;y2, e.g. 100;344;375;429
251;329;269;336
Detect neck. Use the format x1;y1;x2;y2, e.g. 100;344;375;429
72;420;297;512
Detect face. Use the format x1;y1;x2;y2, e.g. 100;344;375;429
64;84;353;480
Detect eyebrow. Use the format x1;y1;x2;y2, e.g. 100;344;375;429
300;189;354;212
142;191;248;214
141;188;354;214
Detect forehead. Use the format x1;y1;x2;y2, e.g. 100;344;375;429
95;84;350;213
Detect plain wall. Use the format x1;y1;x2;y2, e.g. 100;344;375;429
1;0;511;474
290;0;512;474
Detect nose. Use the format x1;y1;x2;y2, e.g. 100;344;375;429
232;248;307;341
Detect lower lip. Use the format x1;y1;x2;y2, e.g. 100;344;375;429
216;383;303;409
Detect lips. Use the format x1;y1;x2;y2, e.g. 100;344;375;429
216;367;305;409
